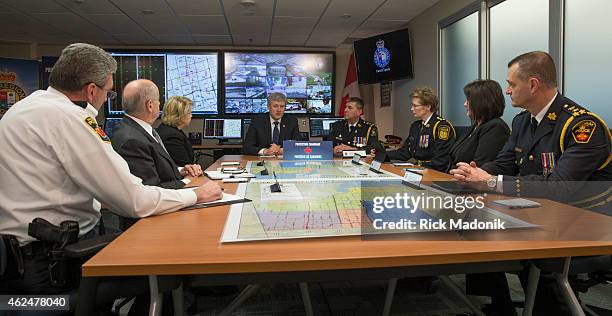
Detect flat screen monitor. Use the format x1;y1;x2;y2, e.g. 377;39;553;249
106;51;219;117
103;117;122;138
309;117;343;138
203;118;242;139
353;29;413;84
241;118;252;139
224;52;334;114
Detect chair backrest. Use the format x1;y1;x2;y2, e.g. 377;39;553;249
0;236;7;275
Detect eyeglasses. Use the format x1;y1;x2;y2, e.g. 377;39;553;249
92;83;117;100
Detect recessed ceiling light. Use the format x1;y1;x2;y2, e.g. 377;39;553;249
141;9;155;15
240;0;256;7
341;14;351;19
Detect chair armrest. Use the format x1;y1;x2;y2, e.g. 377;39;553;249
64;233;120;259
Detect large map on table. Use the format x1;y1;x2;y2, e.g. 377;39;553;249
220;161;535;242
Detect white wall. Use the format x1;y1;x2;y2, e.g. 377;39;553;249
390;0;474;138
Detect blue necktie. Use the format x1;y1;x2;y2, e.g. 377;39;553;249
272;121;280;145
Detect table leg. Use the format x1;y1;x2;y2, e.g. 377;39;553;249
299;282;315;316
148;275;163;316
523;262;540;316
555;257;585;316
219;284;260;316
172;282;184;316
382;278;397;316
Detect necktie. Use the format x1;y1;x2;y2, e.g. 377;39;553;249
349;125;355;135
530;117;539;136
272;121;280;145
152;129;169;155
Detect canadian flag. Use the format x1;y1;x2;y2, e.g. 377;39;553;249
338;52;360;116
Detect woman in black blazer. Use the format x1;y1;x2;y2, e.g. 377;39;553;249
447;79;510;172
452;80;512;314
156;96;194;167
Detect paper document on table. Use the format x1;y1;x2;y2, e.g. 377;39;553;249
205;170;255;180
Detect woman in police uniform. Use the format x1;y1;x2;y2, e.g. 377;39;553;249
386;87;455;172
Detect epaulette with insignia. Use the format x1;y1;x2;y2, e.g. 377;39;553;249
562;103;588;117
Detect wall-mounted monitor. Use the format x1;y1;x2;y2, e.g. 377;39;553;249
203;118;242;139
353;29;413;84
309;117;343;138
103;117;122;138
106;51;219;117
224;52;334;115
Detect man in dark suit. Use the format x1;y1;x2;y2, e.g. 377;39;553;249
243;92;301;156
451;51;612;315
330;97;383;156
112;79;203;189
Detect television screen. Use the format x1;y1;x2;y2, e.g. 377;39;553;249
103;117;122;138
106;51;218;117
309;117;343;138
353;29;413;84
224;52;334;114
203;118;242;139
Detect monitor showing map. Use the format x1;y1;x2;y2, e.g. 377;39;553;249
106;51;219;117
224;52;334;115
203;118;242;139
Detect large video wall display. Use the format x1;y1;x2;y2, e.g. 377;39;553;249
224;52;334;114
107;52;218;116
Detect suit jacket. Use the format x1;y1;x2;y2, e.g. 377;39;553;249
448;117;510;171
156;123;194;167
242;114;301;155
481;93;611;211
111;116;185;189
330;118;384;154
387;113;456;172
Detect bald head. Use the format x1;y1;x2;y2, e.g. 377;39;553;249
122;79;159;117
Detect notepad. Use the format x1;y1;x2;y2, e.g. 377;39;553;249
182;193;251;210
205;170;256;180
491;198;541;209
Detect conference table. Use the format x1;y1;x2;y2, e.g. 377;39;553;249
78;155;612;316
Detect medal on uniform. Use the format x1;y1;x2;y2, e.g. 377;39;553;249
541;152;555;176
419;135;429;148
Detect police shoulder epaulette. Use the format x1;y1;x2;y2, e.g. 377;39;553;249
432;118;455;141
562;103;588;118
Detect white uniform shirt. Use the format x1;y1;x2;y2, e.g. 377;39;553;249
0;87;197;245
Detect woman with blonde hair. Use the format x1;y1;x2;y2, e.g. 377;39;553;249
156;96;194;166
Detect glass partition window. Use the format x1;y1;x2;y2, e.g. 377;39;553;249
441;11;479;127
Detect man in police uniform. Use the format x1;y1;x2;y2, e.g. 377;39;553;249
0;43;221;304
451;51;612;315
386;87;455;172
330;97;383;156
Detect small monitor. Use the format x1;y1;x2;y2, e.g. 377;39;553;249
242;118;252;139
309;117;343;138
103;117;122;138
203;118;242;139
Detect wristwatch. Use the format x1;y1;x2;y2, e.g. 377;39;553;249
486;176;497;188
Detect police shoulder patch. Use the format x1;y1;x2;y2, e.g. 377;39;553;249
571;119;596;144
84;116;110;143
438;124;450;141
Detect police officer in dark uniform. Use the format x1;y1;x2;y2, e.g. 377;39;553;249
330;97;383;156
451;51;612;315
387;87;455;172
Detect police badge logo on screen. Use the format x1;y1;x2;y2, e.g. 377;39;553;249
373;40;391;73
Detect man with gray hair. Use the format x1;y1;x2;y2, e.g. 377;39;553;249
0;43;221;297
243;92;301;155
111;79;202;191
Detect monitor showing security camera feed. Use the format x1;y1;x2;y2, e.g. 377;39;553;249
224;52;334;114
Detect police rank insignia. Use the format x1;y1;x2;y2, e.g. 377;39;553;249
547;112;557;121
571;120;596;144
84;116;110;143
438;125;450;140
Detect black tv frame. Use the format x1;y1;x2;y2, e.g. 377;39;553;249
221;50;336;118
103;48;222;118
353;28;414;85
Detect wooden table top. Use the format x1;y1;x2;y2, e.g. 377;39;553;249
83;155;612;277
